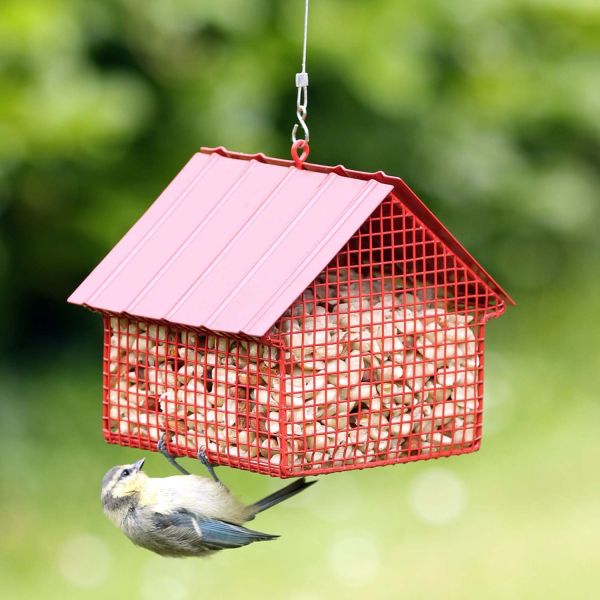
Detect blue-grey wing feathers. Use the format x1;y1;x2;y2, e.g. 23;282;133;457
152;509;277;552
197;517;278;549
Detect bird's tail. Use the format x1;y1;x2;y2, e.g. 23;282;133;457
249;478;316;517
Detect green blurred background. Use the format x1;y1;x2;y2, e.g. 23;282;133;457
1;1;599;598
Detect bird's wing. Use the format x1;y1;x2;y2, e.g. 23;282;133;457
196;517;279;550
152;509;278;550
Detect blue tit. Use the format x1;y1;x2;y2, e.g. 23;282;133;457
100;440;315;557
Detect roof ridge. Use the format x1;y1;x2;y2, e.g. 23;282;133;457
69;147;512;337
200;146;515;306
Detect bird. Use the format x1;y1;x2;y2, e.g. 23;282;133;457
101;437;315;557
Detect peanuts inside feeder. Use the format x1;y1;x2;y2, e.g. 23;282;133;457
69;147;513;478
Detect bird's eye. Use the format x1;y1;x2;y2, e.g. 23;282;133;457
120;469;131;479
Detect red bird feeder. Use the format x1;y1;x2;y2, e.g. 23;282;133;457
69;147;513;477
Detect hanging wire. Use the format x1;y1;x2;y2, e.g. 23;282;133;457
300;0;309;74
291;0;310;167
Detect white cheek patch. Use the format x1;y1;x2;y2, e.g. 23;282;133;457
107;475;121;495
114;478;136;497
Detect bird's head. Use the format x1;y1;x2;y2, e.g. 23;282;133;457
101;458;148;517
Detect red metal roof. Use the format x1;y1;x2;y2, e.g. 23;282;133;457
69;147;513;337
69;151;393;336
201;147;514;307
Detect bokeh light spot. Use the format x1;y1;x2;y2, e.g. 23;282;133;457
57;533;111;588
141;556;193;600
408;468;468;525
328;532;381;586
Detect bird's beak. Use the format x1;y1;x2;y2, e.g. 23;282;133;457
133;458;145;472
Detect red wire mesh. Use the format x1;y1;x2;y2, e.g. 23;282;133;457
103;193;505;477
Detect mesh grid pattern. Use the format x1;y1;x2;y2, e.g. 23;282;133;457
103;194;504;477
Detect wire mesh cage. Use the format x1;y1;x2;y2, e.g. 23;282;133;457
104;192;504;477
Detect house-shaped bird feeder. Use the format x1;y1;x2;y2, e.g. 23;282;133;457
69;147;513;478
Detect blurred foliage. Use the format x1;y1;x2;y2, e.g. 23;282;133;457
0;1;599;598
0;0;599;351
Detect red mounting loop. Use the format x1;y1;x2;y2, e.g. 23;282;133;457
291;139;310;169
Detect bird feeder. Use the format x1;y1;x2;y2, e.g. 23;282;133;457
69;147;513;478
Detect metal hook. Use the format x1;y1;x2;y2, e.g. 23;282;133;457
292;73;309;144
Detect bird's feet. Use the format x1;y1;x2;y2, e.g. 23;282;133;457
157;434;168;455
198;446;222;484
157;434;191;476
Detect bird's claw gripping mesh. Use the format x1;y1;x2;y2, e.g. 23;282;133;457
103;194;504;477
